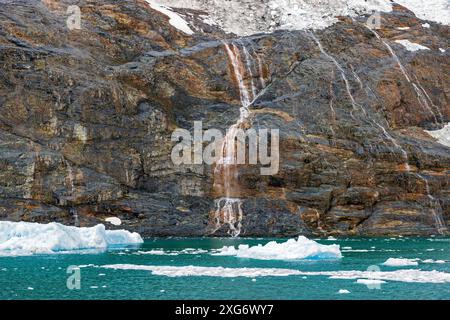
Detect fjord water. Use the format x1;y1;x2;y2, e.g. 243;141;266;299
1;237;450;300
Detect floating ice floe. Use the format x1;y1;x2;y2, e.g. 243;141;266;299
356;279;386;285
421;259;446;264
100;264;450;283
145;0;194;35
212;236;342;260
382;258;419;267
0;221;143;256
135;248;208;256
426;122;450;147
102;264;303;277
395;39;430;52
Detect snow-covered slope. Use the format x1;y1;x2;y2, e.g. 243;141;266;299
395;0;450;25
149;0;449;36
0;221;143;256
426;123;450;148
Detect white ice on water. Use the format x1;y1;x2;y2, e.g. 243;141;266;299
0;221;143;256
213;236;342;260
382;258;419;267
100;264;450;283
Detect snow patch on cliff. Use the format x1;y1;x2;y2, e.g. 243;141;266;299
148;1;448;35
0;221;143;256
145;0;194;35
395;0;450;25
395;39;430;52
426;122;450;147
212;236;342;260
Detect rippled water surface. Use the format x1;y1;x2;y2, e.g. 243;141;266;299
1;237;450;300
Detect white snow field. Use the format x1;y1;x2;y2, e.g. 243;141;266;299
145;0;449;36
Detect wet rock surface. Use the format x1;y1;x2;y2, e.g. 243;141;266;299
0;0;448;237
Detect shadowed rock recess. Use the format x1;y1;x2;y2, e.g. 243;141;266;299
0;0;448;237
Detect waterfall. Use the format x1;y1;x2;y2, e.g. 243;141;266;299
363;26;446;234
366;27;440;124
309;32;366;120
212;198;243;237
65;160;79;227
212;41;265;237
312;31;446;235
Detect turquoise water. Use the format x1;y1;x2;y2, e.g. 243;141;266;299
1;237;450;300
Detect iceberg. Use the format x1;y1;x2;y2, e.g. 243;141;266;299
0;221;143;256
212;236;342;260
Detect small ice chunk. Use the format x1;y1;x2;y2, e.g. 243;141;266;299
382;258;419;267
356;279;386;285
145;1;194;35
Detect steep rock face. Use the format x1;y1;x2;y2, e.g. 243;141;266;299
0;0;448;237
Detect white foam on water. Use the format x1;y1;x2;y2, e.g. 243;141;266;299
395;39;430;52
383;258;419;267
212;236;342;260
338;289;351;294
0;221;143;256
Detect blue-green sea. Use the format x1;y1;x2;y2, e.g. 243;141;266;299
1;237;450;300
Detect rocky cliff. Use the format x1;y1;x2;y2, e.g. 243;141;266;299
0;0;449;237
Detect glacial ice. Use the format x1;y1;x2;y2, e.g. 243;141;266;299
149;0;448;36
212;236;342;260
100;264;450;283
382;258;419;267
0;221;143;256
102;264;305;277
